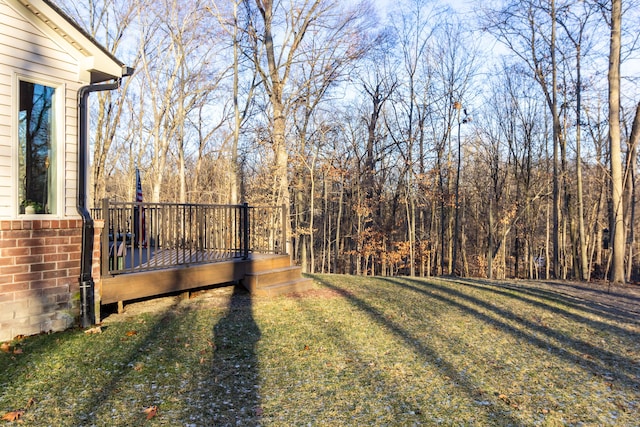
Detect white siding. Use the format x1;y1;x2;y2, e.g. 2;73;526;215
64;85;79;217
0;0;83;219
0;60;14;215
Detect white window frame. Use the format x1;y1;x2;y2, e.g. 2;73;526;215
14;74;65;218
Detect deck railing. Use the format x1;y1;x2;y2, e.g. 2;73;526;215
94;200;286;276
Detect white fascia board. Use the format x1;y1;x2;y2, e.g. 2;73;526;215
10;0;125;82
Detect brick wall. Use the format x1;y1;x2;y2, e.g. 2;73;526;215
0;219;99;342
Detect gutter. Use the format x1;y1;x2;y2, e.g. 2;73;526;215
77;67;133;327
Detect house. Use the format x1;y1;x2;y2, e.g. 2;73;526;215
0;0;130;341
0;1;314;343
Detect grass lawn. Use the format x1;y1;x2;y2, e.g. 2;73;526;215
1;274;639;426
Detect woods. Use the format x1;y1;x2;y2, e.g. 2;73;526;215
60;0;640;282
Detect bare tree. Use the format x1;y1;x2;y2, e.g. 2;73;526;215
244;0;373;254
133;0;226;203
556;1;598;281
386;0;438;277
608;0;625;284
58;0;138;207
485;0;571;278
209;0;259;204
624;103;640;280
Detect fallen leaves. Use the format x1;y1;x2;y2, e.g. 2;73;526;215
1;410;24;422
2;398;35;422
1;342;24;356
121;330;138;341
143;405;158;420
0;275;638;426
84;326;102;334
497;393;520;409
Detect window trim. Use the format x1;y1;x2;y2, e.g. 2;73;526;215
14;74;65;218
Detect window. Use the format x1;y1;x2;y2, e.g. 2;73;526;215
18;80;57;215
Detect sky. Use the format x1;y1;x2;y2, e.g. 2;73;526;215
370;0;639;102
372;0;476;18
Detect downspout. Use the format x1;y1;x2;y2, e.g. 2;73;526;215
77;68;131;327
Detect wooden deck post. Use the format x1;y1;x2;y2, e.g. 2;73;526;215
282;203;290;256
101;198;110;277
242;202;250;259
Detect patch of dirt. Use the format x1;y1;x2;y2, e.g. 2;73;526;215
102;285;238;323
520;279;640;317
285;288;353;299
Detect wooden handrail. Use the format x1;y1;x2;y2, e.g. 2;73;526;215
95;199;285;276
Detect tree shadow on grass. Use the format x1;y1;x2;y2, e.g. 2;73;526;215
206;284;262;424
453;278;640;336
459;277;640;324
71;299;186;425
391;277;639;390
287;291;430;420
311;275;527;426
540;280;640;305
1;284;262;426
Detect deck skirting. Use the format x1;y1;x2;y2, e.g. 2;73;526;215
98;254;310;311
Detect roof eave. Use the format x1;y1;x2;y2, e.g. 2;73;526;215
16;0;129;82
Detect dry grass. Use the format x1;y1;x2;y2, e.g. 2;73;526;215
1;275;638;426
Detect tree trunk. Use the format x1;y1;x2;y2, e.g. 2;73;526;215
488;196;494;279
624;103;640;281
335;177;344;273
575;38;589;281
549;0;562;279
309;160;316;274
453;109;462;276
609;0;625;284
230;0;241;204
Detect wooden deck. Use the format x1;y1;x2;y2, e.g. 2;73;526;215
99;253;312;306
108;245;243;274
